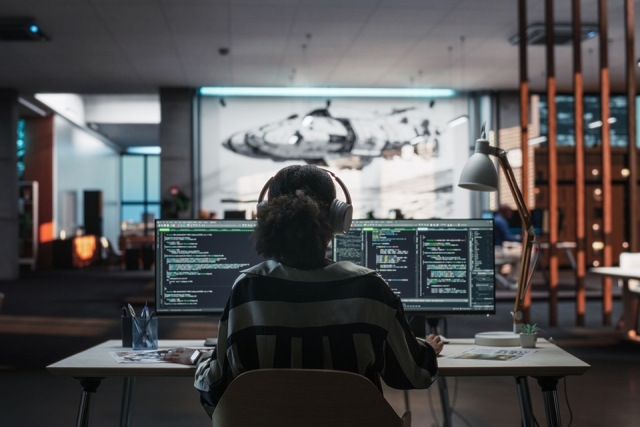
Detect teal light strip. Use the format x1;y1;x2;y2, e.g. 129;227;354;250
199;87;455;98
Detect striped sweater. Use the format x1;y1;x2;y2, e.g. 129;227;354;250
194;260;438;410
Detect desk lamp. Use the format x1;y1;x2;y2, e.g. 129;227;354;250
458;124;536;346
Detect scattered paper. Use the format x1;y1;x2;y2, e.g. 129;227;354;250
110;349;174;364
448;347;536;362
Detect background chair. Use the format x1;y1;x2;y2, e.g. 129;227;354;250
100;237;124;270
211;369;410;427
0;292;4;312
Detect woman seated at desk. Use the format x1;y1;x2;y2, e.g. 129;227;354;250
162;165;444;416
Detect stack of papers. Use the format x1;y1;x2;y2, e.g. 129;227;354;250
448;347;536;361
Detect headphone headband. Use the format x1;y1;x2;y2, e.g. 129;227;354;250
256;168;353;234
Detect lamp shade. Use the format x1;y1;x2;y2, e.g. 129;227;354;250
458;151;499;192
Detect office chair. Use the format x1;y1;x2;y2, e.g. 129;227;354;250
211;369;411;427
0;292;4;312
100;237;124;270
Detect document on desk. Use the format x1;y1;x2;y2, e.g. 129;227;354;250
110;349;174;364
448;348;536;362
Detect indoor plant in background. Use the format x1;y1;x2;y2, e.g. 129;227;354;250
519;323;539;348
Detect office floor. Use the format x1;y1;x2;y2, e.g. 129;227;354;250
0;268;639;427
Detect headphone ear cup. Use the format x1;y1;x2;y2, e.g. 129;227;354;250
329;199;353;234
256;200;267;216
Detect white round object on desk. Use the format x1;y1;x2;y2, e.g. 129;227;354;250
475;331;521;347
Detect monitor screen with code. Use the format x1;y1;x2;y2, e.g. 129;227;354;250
155;220;261;315
333;219;495;315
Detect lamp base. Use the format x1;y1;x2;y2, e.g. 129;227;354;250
474;331;521;347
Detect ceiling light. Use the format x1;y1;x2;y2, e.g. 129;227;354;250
126;146;161;155
0;18;50;41
447;115;468;127
607;117;617;124
200;87;456;98
588;120;603;129
509;23;598;45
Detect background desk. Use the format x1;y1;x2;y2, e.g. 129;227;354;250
48;339;589;427
590;267;640;342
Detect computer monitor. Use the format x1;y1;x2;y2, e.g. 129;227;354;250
155;219;262;315
333;219;495;315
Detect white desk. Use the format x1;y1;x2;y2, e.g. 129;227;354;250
48;339;589;427
590;267;640;342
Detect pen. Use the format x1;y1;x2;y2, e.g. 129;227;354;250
127;303;137;318
142;301;149;318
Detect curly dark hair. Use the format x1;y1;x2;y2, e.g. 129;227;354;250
253;165;336;269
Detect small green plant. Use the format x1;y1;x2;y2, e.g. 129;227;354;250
520;324;539;335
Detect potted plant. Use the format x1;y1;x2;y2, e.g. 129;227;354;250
519;323;538;348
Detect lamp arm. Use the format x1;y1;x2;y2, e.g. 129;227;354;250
496;150;536;329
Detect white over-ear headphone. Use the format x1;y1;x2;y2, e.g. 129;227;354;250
256;168;353;235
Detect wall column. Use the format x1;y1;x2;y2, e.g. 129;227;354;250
159;88;197;218
0;89;20;280
546;0;559;327
573;0;587;326
625;0;638;253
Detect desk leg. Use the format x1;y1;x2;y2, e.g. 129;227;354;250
120;377;135;427
74;377;104;427
515;376;534;427
437;377;453;427
536;377;561;427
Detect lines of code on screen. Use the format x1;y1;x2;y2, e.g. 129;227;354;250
155;222;262;314
333;219;494;314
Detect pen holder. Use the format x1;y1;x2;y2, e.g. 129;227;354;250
121;315;133;347
132;317;158;350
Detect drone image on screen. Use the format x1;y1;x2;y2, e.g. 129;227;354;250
222;106;445;169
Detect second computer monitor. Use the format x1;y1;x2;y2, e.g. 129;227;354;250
333;219;495;315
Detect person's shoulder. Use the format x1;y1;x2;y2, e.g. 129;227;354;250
240;260;378;283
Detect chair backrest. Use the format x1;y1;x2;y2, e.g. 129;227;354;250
0;292;4;313
619;252;640;291
211;369;410;427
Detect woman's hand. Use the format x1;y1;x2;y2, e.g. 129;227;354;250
425;334;445;355
160;347;198;365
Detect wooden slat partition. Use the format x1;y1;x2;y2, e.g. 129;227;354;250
546;0;559;327
573;0;586;326
519;0;531;324
599;0;613;325
625;0;638;253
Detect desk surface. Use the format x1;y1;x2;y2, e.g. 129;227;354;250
47;339;589;379
590;267;640;280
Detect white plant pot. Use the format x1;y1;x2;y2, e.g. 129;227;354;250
519;333;537;348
